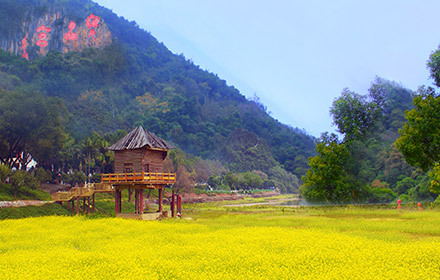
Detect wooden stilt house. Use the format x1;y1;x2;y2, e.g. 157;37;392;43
102;126;176;219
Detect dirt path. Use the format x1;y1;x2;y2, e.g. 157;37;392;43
0;201;53;208
224;198;300;207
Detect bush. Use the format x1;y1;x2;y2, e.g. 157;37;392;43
0;170;51;201
0;164;11;182
35;168;52;183
61;171;87;186
368;187;397;203
10;170;39;198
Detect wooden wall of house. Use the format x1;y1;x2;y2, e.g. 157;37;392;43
142;150;167;173
114;149;144;173
114;148;167;173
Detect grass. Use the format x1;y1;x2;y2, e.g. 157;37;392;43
0;203;70;219
0;198;439;279
0;184;52;201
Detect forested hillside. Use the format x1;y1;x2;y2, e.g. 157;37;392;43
0;0;316;194
301;77;438;204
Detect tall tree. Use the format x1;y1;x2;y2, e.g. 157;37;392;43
300;133;352;203
330;88;378;143
0;89;66;169
395;87;440;172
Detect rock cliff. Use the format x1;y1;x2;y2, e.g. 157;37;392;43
0;8;112;60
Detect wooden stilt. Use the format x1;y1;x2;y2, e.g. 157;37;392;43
87;196;90;214
177;195;182;215
83;197;86;213
171;190;175;217
139;189;144;214
134;189;139;214
128;188;133;202
92;193;95;213
118;190;122;214
115;189;122;215
76;196;79;215
158;187;163;212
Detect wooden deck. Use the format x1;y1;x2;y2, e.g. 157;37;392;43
101;172;176;186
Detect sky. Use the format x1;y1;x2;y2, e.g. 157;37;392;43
94;0;440;136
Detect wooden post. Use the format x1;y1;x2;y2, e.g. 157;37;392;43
87;196;90;214
83;197;86;213
177;195;182;215
92;193;95;213
171;190;175;217
134;189;139;214
76;197;79;215
67;200;70;211
71;200;75;215
139;189;144;214
128;188;133;202
158;187;163;212
115;189;122;215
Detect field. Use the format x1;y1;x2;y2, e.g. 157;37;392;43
0;199;439;279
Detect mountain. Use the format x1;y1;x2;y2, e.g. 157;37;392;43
0;0;316;192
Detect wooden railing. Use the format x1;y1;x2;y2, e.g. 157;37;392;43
101;172;176;184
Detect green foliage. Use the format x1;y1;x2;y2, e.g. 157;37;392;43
0;89;66;170
395;177;415;195
34;168;52;183
367;186;397;203
223;171;264;190
0;170;51;200
10;170;38;196
61;171;87;187
0;164;11;182
303;78;417;204
207;175;222;189
396;89;440;171
427;48;440;88
429;163;440;194
301;133;353;203
330;88;378;142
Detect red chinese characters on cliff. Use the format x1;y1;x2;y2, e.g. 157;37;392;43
36;25;52;47
86;13;100;40
64;21;78;41
21;35;29;60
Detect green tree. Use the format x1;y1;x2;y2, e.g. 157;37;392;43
0;89;66;170
224;172;240;190
300;134;352;203
207;174;222;190
395;88;440;171
242;172;264;189
330;88;378;143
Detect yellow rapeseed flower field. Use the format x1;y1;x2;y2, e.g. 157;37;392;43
0;208;439;279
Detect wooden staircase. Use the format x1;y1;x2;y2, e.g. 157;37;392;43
52;183;114;202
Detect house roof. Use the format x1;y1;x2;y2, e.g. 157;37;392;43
107;126;173;151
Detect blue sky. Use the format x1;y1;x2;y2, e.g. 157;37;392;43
94;0;440;136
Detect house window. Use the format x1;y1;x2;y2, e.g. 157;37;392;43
143;164;150;173
124;163;133;173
